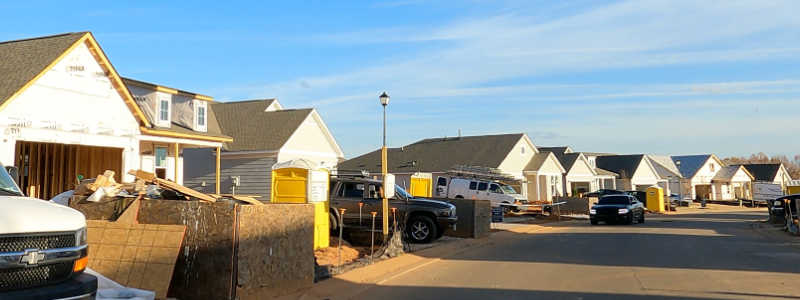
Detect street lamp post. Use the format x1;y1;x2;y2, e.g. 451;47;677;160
379;92;390;237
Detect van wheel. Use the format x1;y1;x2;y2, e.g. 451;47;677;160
455;195;464;199
407;215;437;243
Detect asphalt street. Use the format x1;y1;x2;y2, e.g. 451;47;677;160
346;207;800;299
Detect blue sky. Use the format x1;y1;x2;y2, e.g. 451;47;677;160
3;0;800;158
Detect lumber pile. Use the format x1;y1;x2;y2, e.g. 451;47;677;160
73;169;266;205
127;170;217;202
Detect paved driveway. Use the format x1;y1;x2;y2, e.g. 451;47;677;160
346;206;800;299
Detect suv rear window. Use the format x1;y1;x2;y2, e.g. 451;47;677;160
469;181;477;190
598;195;631;205
478;182;488;191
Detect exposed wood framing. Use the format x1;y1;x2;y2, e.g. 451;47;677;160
14;141;123;199
216;146;221;195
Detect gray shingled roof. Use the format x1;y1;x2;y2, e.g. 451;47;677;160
212;99;312;151
596;155;646;179
339;133;525;173
732;163;782;182
646;155;682;179
0;32;86;106
713;165;753;181
524;152;552;171
671;155;712;178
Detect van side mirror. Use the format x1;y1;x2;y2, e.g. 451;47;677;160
5;166;19;186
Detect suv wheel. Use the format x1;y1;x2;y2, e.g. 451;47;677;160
407;215;437;243
329;212;338;233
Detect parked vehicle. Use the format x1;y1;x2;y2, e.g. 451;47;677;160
590;194;645;225
435;176;527;208
329;176;457;243
0;165;97;300
770;194;799;226
624;191;647;203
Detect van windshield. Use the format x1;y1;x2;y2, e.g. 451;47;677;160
500;185;517;194
0;167;23;196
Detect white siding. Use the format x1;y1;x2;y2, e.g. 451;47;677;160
630;160;659;189
0;42;141;180
279;112;343;169
497;136;536;180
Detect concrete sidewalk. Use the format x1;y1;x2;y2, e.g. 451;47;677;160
279;223;558;300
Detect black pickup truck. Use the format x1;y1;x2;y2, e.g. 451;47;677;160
329;176;457;243
590;194;645;225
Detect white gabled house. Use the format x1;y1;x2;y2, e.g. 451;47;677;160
672;154;725;200
711;165;754;200
0;32;230;199
596;155;661;191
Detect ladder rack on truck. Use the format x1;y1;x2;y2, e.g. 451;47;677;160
446;165;518;184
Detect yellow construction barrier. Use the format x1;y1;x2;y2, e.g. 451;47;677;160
409;172;432;197
271;159;330;250
646;186;665;213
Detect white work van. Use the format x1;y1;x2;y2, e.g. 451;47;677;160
435;176;527;208
0;165;97;299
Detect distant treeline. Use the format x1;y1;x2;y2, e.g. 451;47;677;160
722;153;800;179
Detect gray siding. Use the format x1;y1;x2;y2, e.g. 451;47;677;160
183;148;276;201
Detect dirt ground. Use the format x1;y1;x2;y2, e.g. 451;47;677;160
315;237;369;267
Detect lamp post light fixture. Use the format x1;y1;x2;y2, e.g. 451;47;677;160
379;92;390;237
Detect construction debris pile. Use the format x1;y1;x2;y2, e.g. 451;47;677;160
71;169;263;205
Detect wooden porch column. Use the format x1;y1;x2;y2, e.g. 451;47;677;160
215;146;221;194
173;143;179;183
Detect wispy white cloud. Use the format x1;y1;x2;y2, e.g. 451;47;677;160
212;0;800;157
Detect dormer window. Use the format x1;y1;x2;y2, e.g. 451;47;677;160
157;96;171;127
194;100;208;132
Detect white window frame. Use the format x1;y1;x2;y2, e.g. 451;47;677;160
157;95;171;127
194;100;208;132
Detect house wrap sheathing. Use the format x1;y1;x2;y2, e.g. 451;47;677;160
0;32;230;199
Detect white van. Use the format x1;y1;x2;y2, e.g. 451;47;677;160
435;176;527;208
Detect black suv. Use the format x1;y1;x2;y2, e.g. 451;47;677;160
590;194;645;225
329;176;457;243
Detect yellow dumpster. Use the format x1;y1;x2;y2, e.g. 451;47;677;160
271;159;330;250
646;186;665;213
409;172;432;197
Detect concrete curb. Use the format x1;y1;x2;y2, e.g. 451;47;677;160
281;223;554;299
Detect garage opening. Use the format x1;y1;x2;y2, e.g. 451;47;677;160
14;141;123;199
695;184;712;200
571;181;591;196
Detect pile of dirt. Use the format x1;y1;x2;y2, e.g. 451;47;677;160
315;237;365;266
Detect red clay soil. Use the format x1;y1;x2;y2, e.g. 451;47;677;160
315;237;367;267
